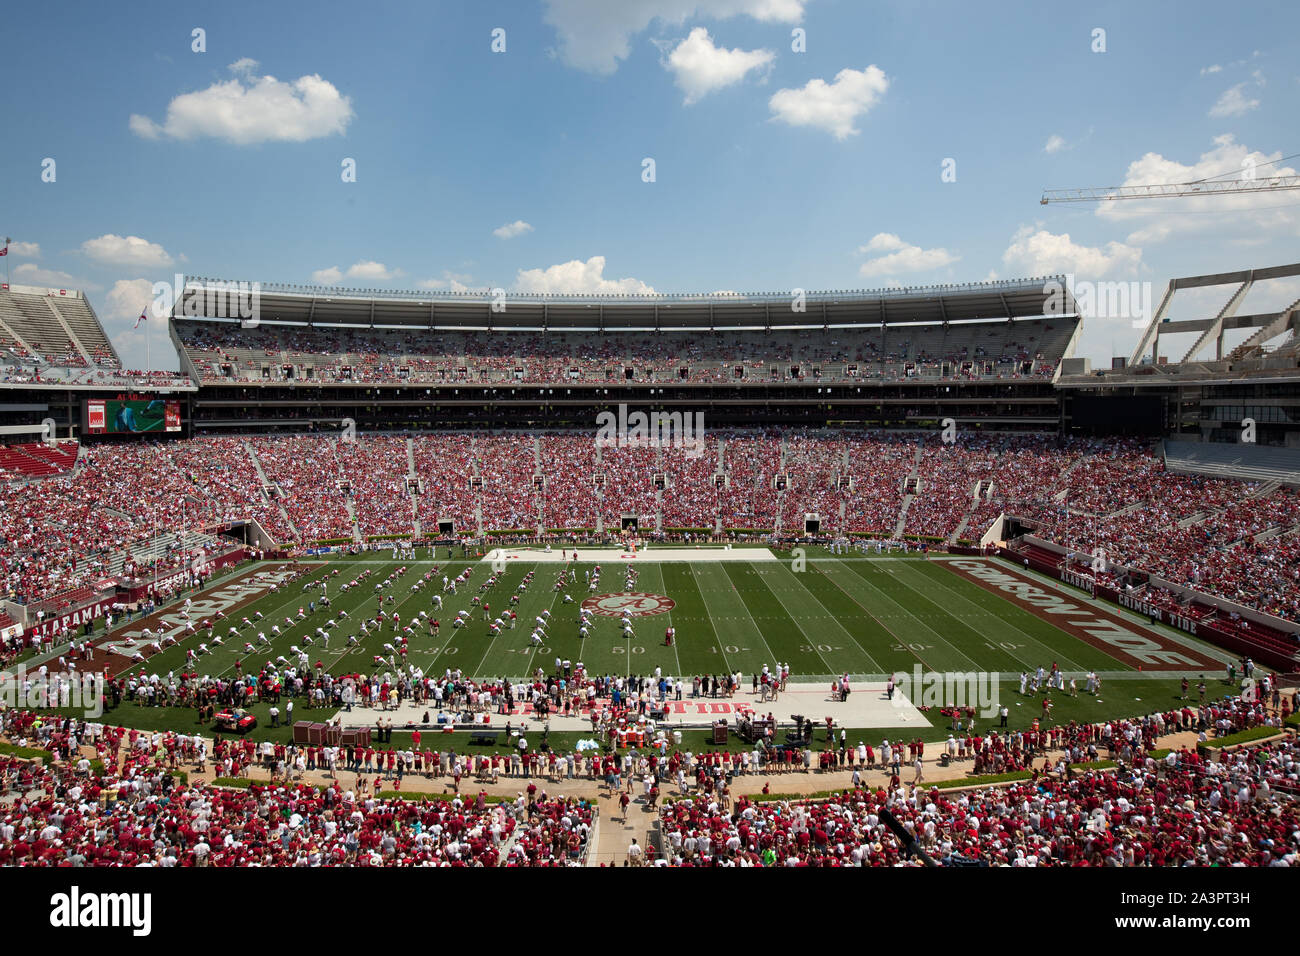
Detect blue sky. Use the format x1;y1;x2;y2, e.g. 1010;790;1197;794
2;0;1297;369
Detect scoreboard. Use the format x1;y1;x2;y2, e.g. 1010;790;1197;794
84;398;182;435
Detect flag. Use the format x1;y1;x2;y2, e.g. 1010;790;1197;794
0;237;9;256
134;309;147;329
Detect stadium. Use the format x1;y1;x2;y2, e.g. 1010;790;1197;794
1;265;1297;872
1;3;1297;893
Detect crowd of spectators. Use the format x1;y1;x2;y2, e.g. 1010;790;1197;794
0;669;1293;866
174;320;1069;387
656;693;1298;866
0;709;595;865
5;430;1300;622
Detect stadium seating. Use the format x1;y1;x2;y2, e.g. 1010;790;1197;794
657;695;1297;866
0;441;78;479
0;702;603;866
4;430;1300;628
173;318;1073;387
0;288;120;370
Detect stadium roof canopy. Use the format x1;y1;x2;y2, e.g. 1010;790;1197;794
175;275;1077;331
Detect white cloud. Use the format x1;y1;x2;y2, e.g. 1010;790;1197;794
105;278;159;321
103;279;174;371
81;234;175;269
129;60;354;144
1044;134;1067;154
859;233;905;254
312;261;401;285
514;256;654;294
345;260;400;281
1200;64;1222;75
542;0;807;75
1095;135;1298;243
492;220;535;240
857;234;959;278
5;241;40;258
1208;82;1261;117
11;262;93;289
419;271;475;293
768;66;889;140
662;27;774;104
1000;225;1142;279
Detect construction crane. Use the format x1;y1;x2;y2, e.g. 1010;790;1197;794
1041;175;1300;204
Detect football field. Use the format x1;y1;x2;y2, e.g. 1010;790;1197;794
113;545;1230;694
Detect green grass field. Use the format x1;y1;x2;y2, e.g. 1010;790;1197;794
120;550;1178;683
70;546;1237;747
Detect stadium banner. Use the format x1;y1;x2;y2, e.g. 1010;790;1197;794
84;398;182;435
23;598;116;642
1000;547;1299;672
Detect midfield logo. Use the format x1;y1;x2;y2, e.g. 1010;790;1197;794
582;593;676;617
